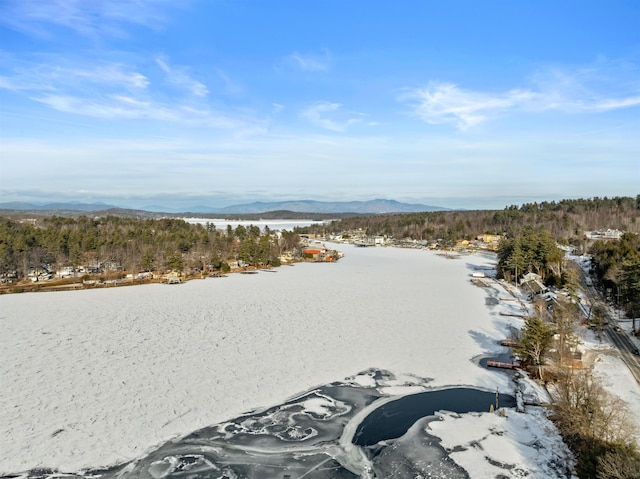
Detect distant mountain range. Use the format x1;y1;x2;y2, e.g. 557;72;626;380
0;201;116;212
0;199;447;215
205;199;447;214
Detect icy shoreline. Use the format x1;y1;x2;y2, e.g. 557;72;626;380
1;244;572;477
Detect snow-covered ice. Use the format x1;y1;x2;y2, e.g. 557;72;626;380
0;244;575;477
428;407;574;478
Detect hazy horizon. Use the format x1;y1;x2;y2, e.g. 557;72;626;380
1;193;633;213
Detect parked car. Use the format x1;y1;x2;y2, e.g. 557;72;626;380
632;348;640;356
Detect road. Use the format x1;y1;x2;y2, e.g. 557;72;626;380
577;265;640;385
605;326;640;384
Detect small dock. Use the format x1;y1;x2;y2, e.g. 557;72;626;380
487;360;516;369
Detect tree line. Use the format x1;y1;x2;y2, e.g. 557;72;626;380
589;232;640;327
299;195;640;246
0;215;302;279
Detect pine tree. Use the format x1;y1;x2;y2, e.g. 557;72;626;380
514;316;555;380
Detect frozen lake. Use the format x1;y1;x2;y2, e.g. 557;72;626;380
0;244;572;477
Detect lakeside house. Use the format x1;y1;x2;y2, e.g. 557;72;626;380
476;234;502;251
520;272;547;296
301;239;342;262
56;266;74;278
585;229;623;240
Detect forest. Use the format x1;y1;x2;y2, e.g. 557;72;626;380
0;215;301;281
298;195;640;248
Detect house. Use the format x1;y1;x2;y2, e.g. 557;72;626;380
302;246;341;262
475;234;502;251
303;248;322;259
56;266;75;278
374;236;387;245
477;234;502;243
101;261;122;271
278;252;294;263
521;272;542;283
520;272;547;296
164;272;182;284
541;290;557;304
585;229;623;240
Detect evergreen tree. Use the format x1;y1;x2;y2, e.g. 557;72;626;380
256;235;271;265
141;249;155;271
619;259;640;332
238;237;256;264
514;316;555;380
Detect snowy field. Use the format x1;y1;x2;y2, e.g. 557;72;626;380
2;244;572;476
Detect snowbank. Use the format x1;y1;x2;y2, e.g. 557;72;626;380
428;407;574;478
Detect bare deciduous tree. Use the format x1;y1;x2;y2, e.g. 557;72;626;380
550;369;639;478
598;449;640;479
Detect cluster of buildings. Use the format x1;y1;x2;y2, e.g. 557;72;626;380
321;230;503;252
299;238;344;262
1;262;118;284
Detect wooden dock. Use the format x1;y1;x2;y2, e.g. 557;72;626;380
487;360;516;369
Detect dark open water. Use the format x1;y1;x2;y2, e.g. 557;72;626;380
6;370;517;479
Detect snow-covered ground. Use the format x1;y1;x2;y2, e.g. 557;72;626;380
0;244;609;477
594;354;640;442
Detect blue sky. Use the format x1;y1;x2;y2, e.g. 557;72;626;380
1;0;639;210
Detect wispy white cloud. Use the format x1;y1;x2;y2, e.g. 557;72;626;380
0;74;54;92
591;96;640;111
0;0;183;39
155;56;208;97
76;65;150;89
301;102;362;132
401;63;640;130
0;55;204;99
400;82;535;130
287;51;331;72
216;69;244;96
32;94;172;121
0;60;149;92
31;93;255;130
0;54;259;131
528;64;640;114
